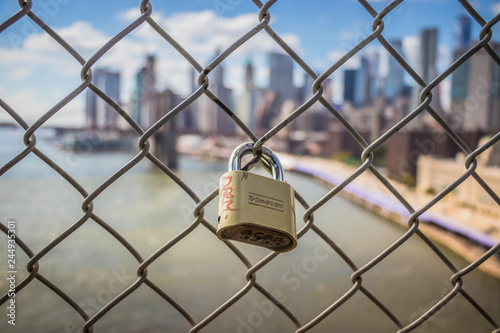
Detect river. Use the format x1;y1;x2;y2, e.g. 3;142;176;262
0;128;499;333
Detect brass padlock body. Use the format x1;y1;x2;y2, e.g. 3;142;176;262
217;170;297;252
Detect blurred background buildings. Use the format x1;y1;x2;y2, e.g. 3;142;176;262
82;15;500;201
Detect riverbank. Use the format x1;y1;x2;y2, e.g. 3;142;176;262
176;134;500;279
179;140;500;279
279;154;500;280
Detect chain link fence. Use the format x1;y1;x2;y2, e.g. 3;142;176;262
1;0;500;332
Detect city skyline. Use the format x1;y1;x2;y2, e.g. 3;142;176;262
88;14;500;136
1;0;500;127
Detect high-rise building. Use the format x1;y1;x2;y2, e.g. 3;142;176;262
450;49;470;100
151;87;179;168
184;66;200;133
299;71;332;104
245;59;254;91
323;76;334;103
132;55;156;128
301;72;315;102
409;28;442;125
384;40;405;101
247;52;297;133
293;73;334;134
343;69;356;103
365;51;381;100
197;51;235;135
450;16;472;128
419;29;438;85
457;15;471;50
455;43;500;131
237;59;264;132
85;69;120;130
450;13;500;132
269;52;295;103
130;55;179;167
354;56;371;106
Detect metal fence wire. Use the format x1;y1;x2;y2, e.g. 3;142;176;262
1;0;500;332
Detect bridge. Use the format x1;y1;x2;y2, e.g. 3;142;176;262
0;122;177;167
0;122;137;136
0;122;17;128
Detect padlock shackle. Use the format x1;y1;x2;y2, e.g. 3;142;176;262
229;143;285;182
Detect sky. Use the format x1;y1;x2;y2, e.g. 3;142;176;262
0;0;500;127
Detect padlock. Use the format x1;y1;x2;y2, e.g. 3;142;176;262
216;142;297;252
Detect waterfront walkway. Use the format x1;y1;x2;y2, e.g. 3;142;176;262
280;154;500;279
177;138;500;278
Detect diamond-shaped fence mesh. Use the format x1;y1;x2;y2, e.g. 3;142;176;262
0;0;500;332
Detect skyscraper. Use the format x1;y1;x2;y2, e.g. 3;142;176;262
410;28;442;125
245;59;254;91
450;16;472;125
247;52;297;132
365;51;381;100
197;51;235;135
269;52;295;103
133;55;179;167
449;13;500;132
458;43;500;131
151;87;179;168
450;49;470;119
353;56;371;106
132;55;156;128
384;40;405;101
86;69;120;130
343;69;356;103
457;15;471;50
301;71;315;102
237;59;263;132
419;29;438;87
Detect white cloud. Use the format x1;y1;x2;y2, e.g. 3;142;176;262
492;2;500;14
0;21;109;126
1;9;304;126
118;8;141;22
0;37;84;124
7;67;33;81
0;88;45;121
163;10;256;39
24;21;109;56
112;9;302;94
127;9;301;62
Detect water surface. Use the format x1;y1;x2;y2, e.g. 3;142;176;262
0;128;498;333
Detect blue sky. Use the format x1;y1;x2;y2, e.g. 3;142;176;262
0;0;499;126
